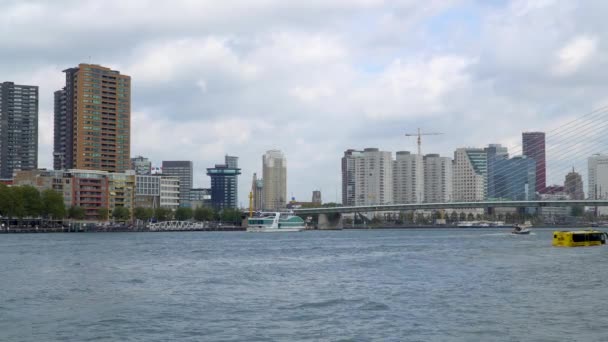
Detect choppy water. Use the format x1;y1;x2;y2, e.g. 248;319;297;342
1;229;607;341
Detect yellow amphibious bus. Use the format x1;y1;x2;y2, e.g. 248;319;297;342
552;230;607;247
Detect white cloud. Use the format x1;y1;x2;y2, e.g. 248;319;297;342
553;35;598;76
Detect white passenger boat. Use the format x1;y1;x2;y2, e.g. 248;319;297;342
247;212;305;232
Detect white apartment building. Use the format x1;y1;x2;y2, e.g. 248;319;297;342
424;154;453;203
263;150;287;210
588;154;608;215
353;148;393;206
453;148;487;202
393;151;424;204
160;176;180;210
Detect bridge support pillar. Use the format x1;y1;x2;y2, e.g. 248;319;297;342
318;214;330;230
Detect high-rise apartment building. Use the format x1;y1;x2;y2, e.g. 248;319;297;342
53;63;131;172
453;148;487;202
131;156;151;175
251;173;264;211
393;151;424;204
162;160;193;207
262;150;287;210
207;155;241;210
341;149;363;206
564;168;584;200
353;148;393;206
485;144;509;199
522;132;546;193
0;82;38;179
588;154;608;215
423;154;452;203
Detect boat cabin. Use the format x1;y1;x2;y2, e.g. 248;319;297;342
552;230;607;247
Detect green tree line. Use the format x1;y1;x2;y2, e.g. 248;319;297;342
133;206;243;223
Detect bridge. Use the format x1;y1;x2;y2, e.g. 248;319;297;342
293;200;608;215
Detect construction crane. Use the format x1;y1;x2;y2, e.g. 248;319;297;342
404;128;444;155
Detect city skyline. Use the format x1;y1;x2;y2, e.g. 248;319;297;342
3;1;608;203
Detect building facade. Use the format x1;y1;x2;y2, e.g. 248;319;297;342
190;188;211;209
423;154;452;203
54;64;131;172
162;160;193;207
0;82;38;179
251;173;264;211
207;155;241;210
485;144;509;199
522;132;546;193
393;151;424;204
262;150;287;211
353;148;393;206
341;149;363;206
453;148;487;202
588;155;608;218
312;190;322;205
14;169;135;220
564;168;584;200
492;156;536;200
131;156;152;175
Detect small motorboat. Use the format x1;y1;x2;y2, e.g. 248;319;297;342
512;221;531;235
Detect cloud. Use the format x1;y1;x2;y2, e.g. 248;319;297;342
552;35;598;76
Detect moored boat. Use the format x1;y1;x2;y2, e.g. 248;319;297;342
246;212;305;232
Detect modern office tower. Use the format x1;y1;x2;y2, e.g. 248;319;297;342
485;144;509;199
312;190;322;204
262;150;287;210
189;188;211;209
341;149;363;206
135;174;161;208
492;156;536;200
351;148;393;206
423;154;453;203
453;148;487;202
162;161;193;207
393;151;424;204
0;82;38;179
251;173;264;211
53;63;131;172
207;155;241;210
588;154;608;215
131;156;151;175
564;168;584;200
522;132;546;193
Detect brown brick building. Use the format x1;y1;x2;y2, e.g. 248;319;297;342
54;63;131;172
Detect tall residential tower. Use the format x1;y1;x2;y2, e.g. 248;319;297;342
53;63;131;172
262;150;287;211
522;132;546;193
0;82;38;179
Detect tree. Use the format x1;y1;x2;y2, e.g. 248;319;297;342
98;207;109;221
450;211;458;223
68;206;86;220
41;189;66;219
194;206;215;221
112;206;131;221
174;207;193;221
20;185;42;217
220;208;242;223
467;213;475;221
459;212;466;221
133;207;153;222
154;207;172;221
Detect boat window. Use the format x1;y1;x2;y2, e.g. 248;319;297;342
588;233;602;242
553;234;557;238
572;234;586;242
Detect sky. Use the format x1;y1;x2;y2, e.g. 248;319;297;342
3;0;608;205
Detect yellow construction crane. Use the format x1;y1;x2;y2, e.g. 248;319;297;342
404;128;444;155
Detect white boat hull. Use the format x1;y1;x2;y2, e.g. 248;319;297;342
247;226;304;233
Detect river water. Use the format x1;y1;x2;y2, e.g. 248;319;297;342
1;229;607;341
